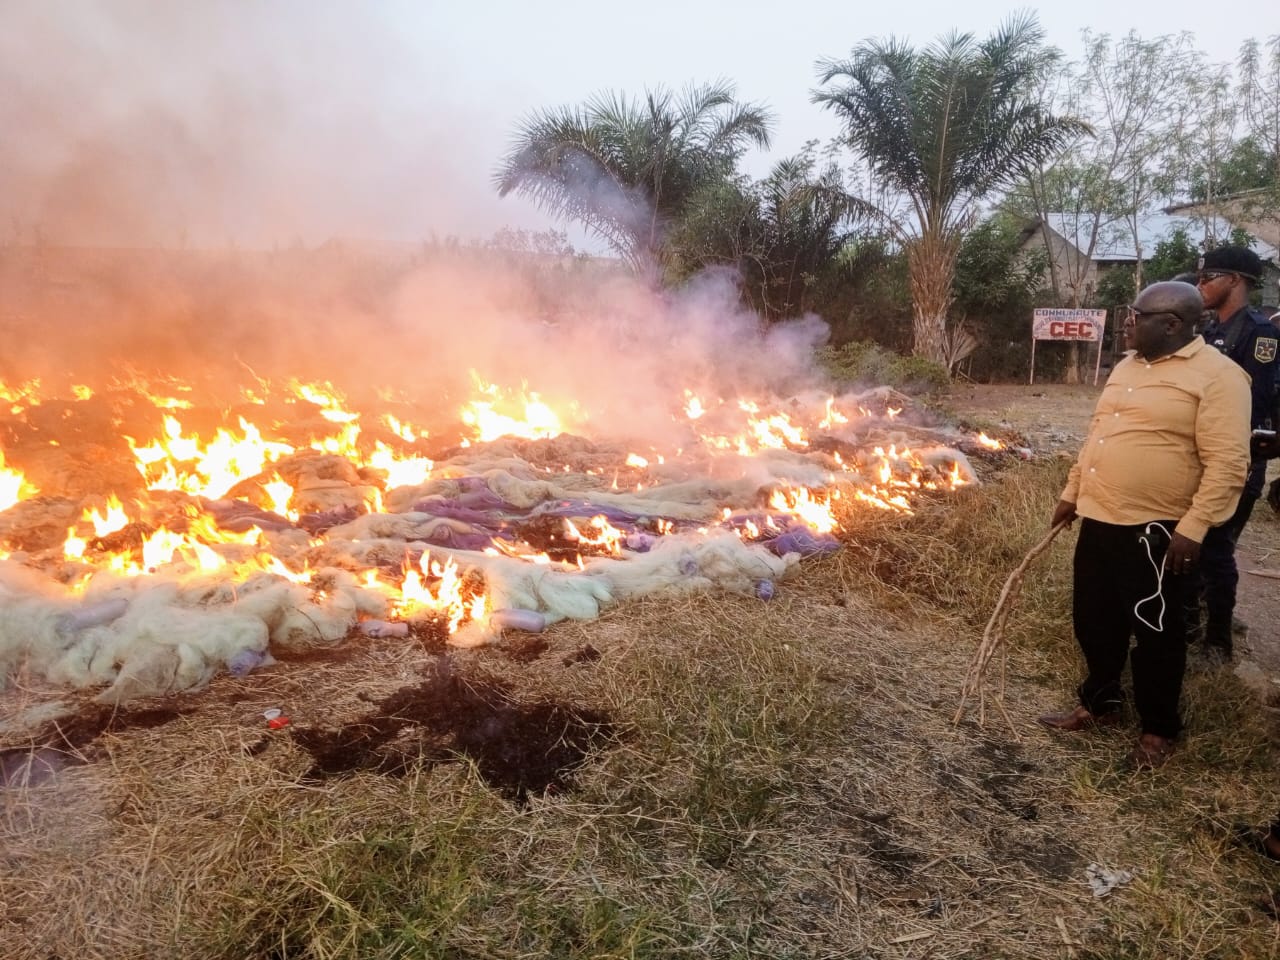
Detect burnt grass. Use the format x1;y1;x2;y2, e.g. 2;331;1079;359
288;660;616;803
0;703;190;788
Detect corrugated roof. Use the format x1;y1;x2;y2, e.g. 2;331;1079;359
1039;211;1279;263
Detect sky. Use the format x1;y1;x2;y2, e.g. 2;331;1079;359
0;1;1256;251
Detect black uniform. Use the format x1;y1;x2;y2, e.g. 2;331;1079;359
1196;305;1279;651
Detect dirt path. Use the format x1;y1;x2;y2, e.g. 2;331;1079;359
947;382;1280;700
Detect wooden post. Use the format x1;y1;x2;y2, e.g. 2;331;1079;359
1029;336;1038;385
1092;315;1105;386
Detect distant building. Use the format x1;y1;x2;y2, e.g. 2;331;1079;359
1019;210;1280;306
1163;189;1280;251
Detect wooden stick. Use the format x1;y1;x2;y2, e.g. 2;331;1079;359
1244;568;1280;580
954;520;1068;727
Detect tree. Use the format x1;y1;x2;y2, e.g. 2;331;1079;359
1144;227;1199;282
1238;35;1280;187
1011;31;1190;380
670;142;868;319
813;13;1083;365
951;215;1049;380
493;82;772;280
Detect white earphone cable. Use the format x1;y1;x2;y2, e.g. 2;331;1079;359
1134;521;1172;632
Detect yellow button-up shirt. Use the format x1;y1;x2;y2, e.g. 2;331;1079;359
1061;336;1251;542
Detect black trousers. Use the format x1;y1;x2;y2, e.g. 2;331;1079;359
1196;482;1260;650
1073;518;1189;739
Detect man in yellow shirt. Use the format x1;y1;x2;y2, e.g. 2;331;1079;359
1038;281;1251;768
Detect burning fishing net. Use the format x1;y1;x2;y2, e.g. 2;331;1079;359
0;281;999;705
0;263;998;706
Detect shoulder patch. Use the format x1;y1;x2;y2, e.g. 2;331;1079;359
1256;336;1278;363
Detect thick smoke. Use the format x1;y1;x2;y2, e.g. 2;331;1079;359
0;2;829;445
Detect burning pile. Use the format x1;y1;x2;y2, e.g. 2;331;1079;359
0;371;999;705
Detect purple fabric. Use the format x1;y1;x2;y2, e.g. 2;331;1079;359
765;527;841;558
412;499;508;527
624;532;655;553
418;527;495;551
299;504;362;535
540;500;651;524
205;499;296;533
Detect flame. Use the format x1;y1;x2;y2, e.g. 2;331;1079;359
64;528;87;561
310;421;362;458
747;413;807;450
293;380;359;423
263;476;298;521
977;432;1002;450
397;551;483;632
71;384;94;401
769;487;839;534
0;378;43;414
625;453;649;469
84;494;130;537
684;392;707;419
383;414;423;443
460;375;565;442
566;515;625;556
367;441;432;490
128;415;294;500
819;397;849;429
0;450;38;511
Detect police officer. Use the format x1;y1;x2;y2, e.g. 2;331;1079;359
1194;246;1279;658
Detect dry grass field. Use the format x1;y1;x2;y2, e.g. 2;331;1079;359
3;384;1280;960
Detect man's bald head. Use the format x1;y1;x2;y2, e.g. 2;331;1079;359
1134;281;1203;328
1125;281;1202;360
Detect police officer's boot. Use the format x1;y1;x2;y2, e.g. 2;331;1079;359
1205;603;1234;661
1183;593;1205;646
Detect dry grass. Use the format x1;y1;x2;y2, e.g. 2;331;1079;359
3;458;1280;959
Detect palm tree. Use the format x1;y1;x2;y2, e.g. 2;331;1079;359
494;81;772;279
672;148;868;319
813;14;1086;364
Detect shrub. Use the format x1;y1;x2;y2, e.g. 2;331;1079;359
817;340;950;393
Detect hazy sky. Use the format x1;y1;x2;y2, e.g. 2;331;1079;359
0;1;1255;249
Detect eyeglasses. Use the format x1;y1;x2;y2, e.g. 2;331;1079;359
1196;271;1233;284
1123;307;1178;325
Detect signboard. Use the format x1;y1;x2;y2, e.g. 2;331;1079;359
1029;308;1109;385
1032;308;1106;341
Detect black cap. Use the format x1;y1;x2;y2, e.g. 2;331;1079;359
1198;245;1263;285
1171;271;1198;285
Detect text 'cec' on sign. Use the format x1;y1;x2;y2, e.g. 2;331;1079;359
1032;308;1106;342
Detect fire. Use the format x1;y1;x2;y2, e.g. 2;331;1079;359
383;414;423;443
819;397;849;429
0;368;989;682
263;476;298;521
293;380;360;423
769;486;840;535
461;374;566;442
397;551;482;633
85;494;130;537
0;378;43;414
128;415;295;500
567;515;626;556
684;392;707;419
63;529;87;561
0;450;37;512
977;432;1002;450
367;441;433;490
